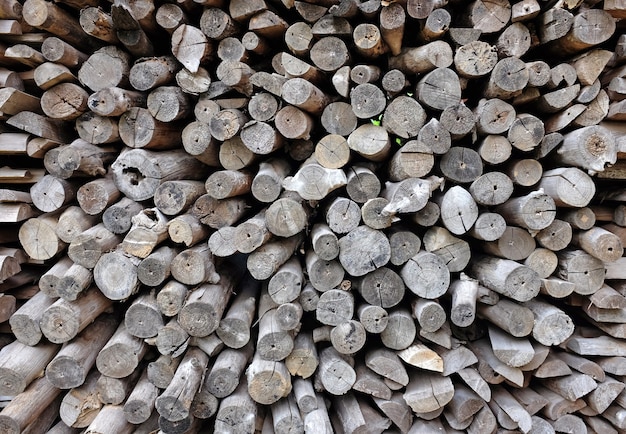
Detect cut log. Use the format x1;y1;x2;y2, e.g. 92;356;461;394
0;376;62;434
9;290;54;345
111;148;207;202
315;346;355;396
177;277;233;338
41;279;113;341
155;347;208;422
0;339;58;396
45;314;118;389
246;353;291;405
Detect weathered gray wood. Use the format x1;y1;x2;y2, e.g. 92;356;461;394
316;289;353;327
102;197;143;235
93;249;141;301
69;223;121;269
124;291;164;338
0;375;63;434
557;249;605;295
403;371;454;414
45;314;118;389
155;347;209;422
401;251;449;299
178;276;233;337
210;380;255;432
0;339;59;396
170;244;219;286
471;256;540;302
285;332;318;379
247;235;302;281
40;286;114;344
123;370;159;425
380;308;417;351
363;197;393;226
9;290;54;346
524;299;575;346
338;225;391;277
217;278;258;349
555;125;617;174
315;346;355;396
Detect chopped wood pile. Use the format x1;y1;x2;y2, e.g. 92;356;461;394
3;0;626;432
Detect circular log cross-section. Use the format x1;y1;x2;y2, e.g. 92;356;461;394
338;226;391;277
41;83;89;120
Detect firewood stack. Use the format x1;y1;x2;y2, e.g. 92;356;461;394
2;0;626;432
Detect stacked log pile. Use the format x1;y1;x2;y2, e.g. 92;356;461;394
2;0;626;432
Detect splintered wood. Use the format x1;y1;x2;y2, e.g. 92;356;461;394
2;0;626;433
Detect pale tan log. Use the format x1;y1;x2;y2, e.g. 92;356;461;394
213;380;256;432
469;338;524;387
0;87;40;117
397;343;443;373
154;281;187;319
171;24;211;74
545;8;615;57
95;322;147;380
314;346;355;396
167;213;209;248
19;211;67;261
77;46;131;93
9;290;52;346
557;249;605;295
87;87;145;118
122;369;158;425
128;56;178;92
68;223;121;269
146;353;181;390
154;317;189;357
487;325;535;369
120;208;168;259
532;384;586;420
437;345;478;378
283;158;346;201
247;353;291;405
37;256;70;298
214;280;256;350
177;276;233;338
403;371;454;414
83;405;132;434
58;370;101;429
93;248;141;301
285;332;318;379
